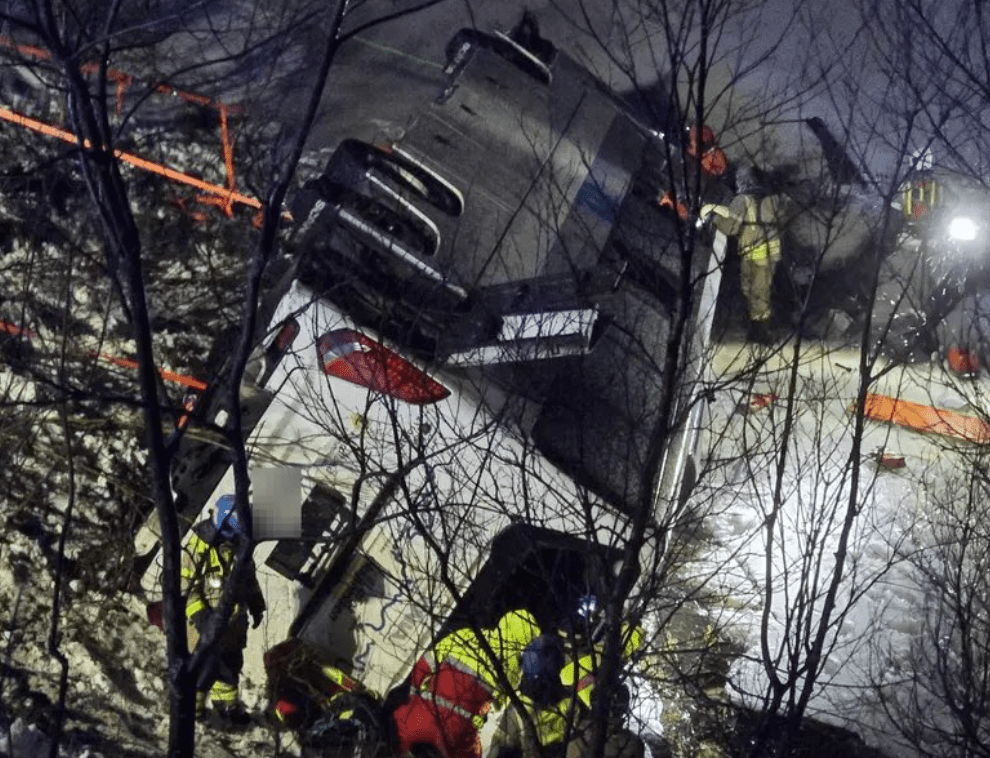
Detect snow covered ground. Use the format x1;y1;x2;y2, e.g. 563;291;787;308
0;119;275;755
695;337;988;756
3;9;982;754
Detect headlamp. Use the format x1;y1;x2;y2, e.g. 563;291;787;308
577;594;597;618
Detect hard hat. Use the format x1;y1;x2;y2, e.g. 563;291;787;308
701;146;728;177
215;494;241;540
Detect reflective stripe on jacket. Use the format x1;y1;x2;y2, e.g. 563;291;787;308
738;194;781;260
181;523;265;621
412;652;495;722
744;240;781;262
392;611;540;758
416;609;540;709
712;194;781;260
182;532;231;618
537;623;646;744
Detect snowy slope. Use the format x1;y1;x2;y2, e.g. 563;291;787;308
697;339;986;755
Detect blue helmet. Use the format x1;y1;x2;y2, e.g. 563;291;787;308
215;494;241;540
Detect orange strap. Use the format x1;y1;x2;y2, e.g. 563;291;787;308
859;393;990;444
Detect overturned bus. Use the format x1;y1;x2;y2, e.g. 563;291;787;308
140;18;719;755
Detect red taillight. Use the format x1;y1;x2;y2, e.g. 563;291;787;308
317;329;450;405
273;319;300;352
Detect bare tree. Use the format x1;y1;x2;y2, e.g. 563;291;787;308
0;0;448;755
549;2;984;758
6;2;969;757
839;1;990;756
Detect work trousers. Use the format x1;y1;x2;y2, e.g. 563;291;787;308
740;246;780;323
192;610;248;704
564;720;644;758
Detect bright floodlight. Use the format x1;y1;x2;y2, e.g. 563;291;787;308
948;216;979;241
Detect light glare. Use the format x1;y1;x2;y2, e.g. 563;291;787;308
948;216;979;241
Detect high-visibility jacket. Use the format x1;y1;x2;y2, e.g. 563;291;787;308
394;610;540;758
411;608;540;711
181;521;265;621
530;624;645;747
903;176;940;220
708;194;782;261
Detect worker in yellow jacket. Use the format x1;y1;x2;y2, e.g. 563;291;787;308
493;611;645;758
703;166;783;343
183;494;266;726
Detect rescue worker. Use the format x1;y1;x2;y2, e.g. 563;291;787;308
553;622;644;758
702;167;783;343
391;608;541;758
493;613;645;758
657;124;728;220
183;493;266;726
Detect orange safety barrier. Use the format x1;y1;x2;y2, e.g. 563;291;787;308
95;352;208;391
858;393;990;445
0;320;35;339
0;106;264;213
1;35;249;218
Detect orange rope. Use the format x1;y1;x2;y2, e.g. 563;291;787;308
1;35;248;208
220;104;236;190
1;315;209;391
0;106;263;210
0;320;35;338
0;35;51;61
96;352;208;391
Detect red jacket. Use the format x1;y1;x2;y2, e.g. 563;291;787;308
392;653;495;758
392;610;539;758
